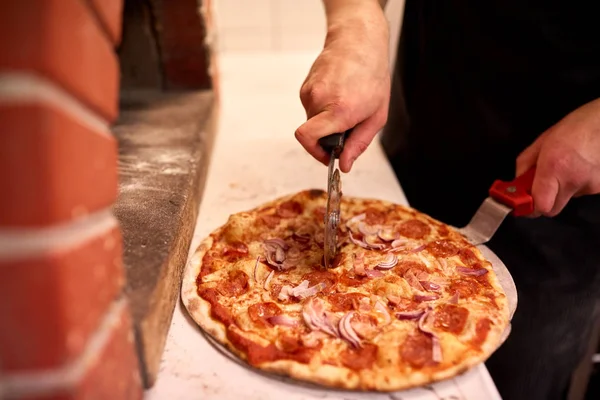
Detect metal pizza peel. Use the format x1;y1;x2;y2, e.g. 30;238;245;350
456;167;536;246
318;130;351;269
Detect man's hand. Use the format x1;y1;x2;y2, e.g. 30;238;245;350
295;0;390;173
516;98;600;217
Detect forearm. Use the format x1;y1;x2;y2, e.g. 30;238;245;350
321;0;388;43
322;0;387;30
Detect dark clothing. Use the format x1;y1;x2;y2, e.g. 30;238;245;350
381;1;600;399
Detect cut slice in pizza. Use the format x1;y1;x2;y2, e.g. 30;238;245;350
181;189;511;391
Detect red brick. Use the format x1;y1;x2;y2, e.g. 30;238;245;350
0;103;118;228
85;0;124;46
152;0;212;89
3;300;142;400
0;223;124;371
0;1;119;122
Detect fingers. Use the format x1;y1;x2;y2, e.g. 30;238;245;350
338;110;387;172
295;110;352;166
532;150;582;217
531;163;560;216
515;138;543;177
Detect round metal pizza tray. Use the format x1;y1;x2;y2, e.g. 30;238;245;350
197;244;518;394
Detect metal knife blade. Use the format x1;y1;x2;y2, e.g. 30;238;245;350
319;131;350;268
457;167;536;245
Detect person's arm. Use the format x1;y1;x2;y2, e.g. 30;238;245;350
294;0;390;172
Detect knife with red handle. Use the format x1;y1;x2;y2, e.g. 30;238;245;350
458;167;536;245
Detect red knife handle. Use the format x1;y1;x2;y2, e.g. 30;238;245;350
488;167;536;216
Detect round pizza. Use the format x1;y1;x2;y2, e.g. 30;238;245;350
181;189;510;391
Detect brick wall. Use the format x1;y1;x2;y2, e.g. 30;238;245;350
0;1;142;399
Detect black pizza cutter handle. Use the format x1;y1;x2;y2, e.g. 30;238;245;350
318;130;351;159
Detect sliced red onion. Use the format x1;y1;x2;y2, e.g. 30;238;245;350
253;256;260;281
364;235;387;250
432;336;443;363
346;213;366;229
349;231;368;248
358;222;379;236
339;312;362;348
268;314;299;327
448;291;459;304
414;294;440;302
322;311;341;337
265;238;289;250
456;266;488;276
263;270;274;290
376;253;398;270
302;299;324;331
419;280;440;291
264;250;283;270
366;269;384;278
396;310;425;320
392;238;408;247
410;244;426;253
418;309;435;336
374;300;391;324
292;226;313;243
286;247;302;261
378;227;397;242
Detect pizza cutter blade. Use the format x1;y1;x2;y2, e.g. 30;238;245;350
319;131;350;268
457;167;536;245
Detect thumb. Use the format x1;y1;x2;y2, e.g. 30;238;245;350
295;110;354;166
515;138;543;177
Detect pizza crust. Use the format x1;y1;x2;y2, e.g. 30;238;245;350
181;190;512;391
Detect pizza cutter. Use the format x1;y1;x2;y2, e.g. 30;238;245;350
457;167;536;245
319;130;351;268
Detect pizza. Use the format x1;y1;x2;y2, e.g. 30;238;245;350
181;189;510;391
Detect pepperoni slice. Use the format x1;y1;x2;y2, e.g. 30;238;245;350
427;239;459;258
277;333;302;353
222;241;249;261
433;304;469;334
313;206;326;222
302;271;337;294
396;219;431;239
326;293;366;312
338;273;370;287
248;302;282;327
448;278;478;298
199;253;216;279
340;343;378;370
364;208;386;225
259;214;281;228
277;200;304;218
394;260;427;276
458;247;480;267
437;224;450;237
471;318;492;348
217;270;249;297
400;331;434;368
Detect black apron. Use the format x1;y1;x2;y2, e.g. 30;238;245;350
381;2;600;399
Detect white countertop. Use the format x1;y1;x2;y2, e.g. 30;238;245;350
145;53;502;400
